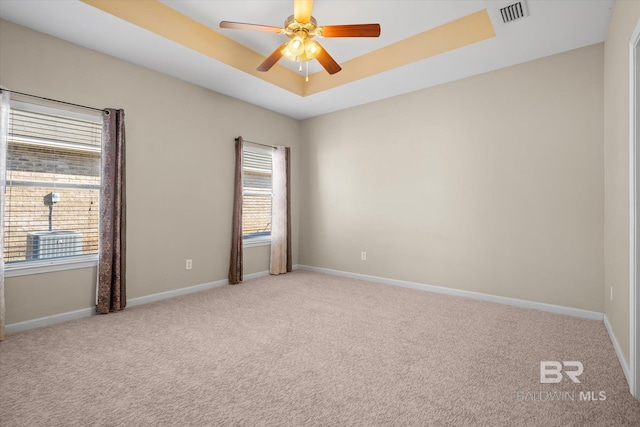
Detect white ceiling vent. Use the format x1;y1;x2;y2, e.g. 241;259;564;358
498;1;529;24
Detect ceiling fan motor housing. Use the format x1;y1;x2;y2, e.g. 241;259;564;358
284;15;318;37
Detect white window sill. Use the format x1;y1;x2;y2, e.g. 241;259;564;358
4;255;99;277
243;237;271;248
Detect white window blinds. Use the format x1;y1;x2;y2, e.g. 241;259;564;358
242;146;272;239
3;103;102;264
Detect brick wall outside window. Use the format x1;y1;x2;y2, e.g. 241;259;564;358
3;144;100;263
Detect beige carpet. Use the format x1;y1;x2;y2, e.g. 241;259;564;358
1;270;639;426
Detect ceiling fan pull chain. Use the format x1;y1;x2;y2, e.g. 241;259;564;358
299;62;302;72
306;62;309;82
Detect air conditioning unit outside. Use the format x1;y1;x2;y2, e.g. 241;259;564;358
26;231;83;260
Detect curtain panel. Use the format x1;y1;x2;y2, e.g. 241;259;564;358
270;146;291;275
286;147;292;273
229;137;243;284
0;89;9;340
97;109;127;314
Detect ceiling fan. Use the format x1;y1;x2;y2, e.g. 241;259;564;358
219;0;381;75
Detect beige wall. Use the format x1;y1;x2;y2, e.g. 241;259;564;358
604;0;640;367
0;16;617;332
300;44;605;312
0;20;300;324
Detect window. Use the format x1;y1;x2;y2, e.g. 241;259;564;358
243;145;272;246
3;100;102;275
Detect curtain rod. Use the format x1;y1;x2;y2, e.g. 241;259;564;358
237;137;277;149
0;89;105;113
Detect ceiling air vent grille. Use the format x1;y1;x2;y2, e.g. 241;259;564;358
499;1;529;24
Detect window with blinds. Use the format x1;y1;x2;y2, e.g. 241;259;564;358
3;101;102;267
243;146;272;242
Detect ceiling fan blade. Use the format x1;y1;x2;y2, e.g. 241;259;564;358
257;42;289;72
319;24;381;38
316;43;342;75
294;0;313;23
220;21;283;34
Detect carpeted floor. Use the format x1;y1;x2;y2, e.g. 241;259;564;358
1;270;639;426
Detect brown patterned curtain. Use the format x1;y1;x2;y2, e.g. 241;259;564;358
97;109;126;314
229;136;243;284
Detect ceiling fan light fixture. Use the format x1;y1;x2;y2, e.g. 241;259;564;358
304;40;320;60
282;39;319;62
288;36;305;56
282;46;301;62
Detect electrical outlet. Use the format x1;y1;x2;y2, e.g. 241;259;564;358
186;259;193;270
610;286;613;302
361;251;367;261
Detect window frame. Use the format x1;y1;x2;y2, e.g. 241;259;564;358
242;144;273;248
3;98;102;277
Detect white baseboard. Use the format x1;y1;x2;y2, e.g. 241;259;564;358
127;279;228;307
5;306;96;334
604;314;631;385
243;266;301;281
5;266;306;335
7;264;602;335
297;265;604;321
6;278;230;335
243;270;271;281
